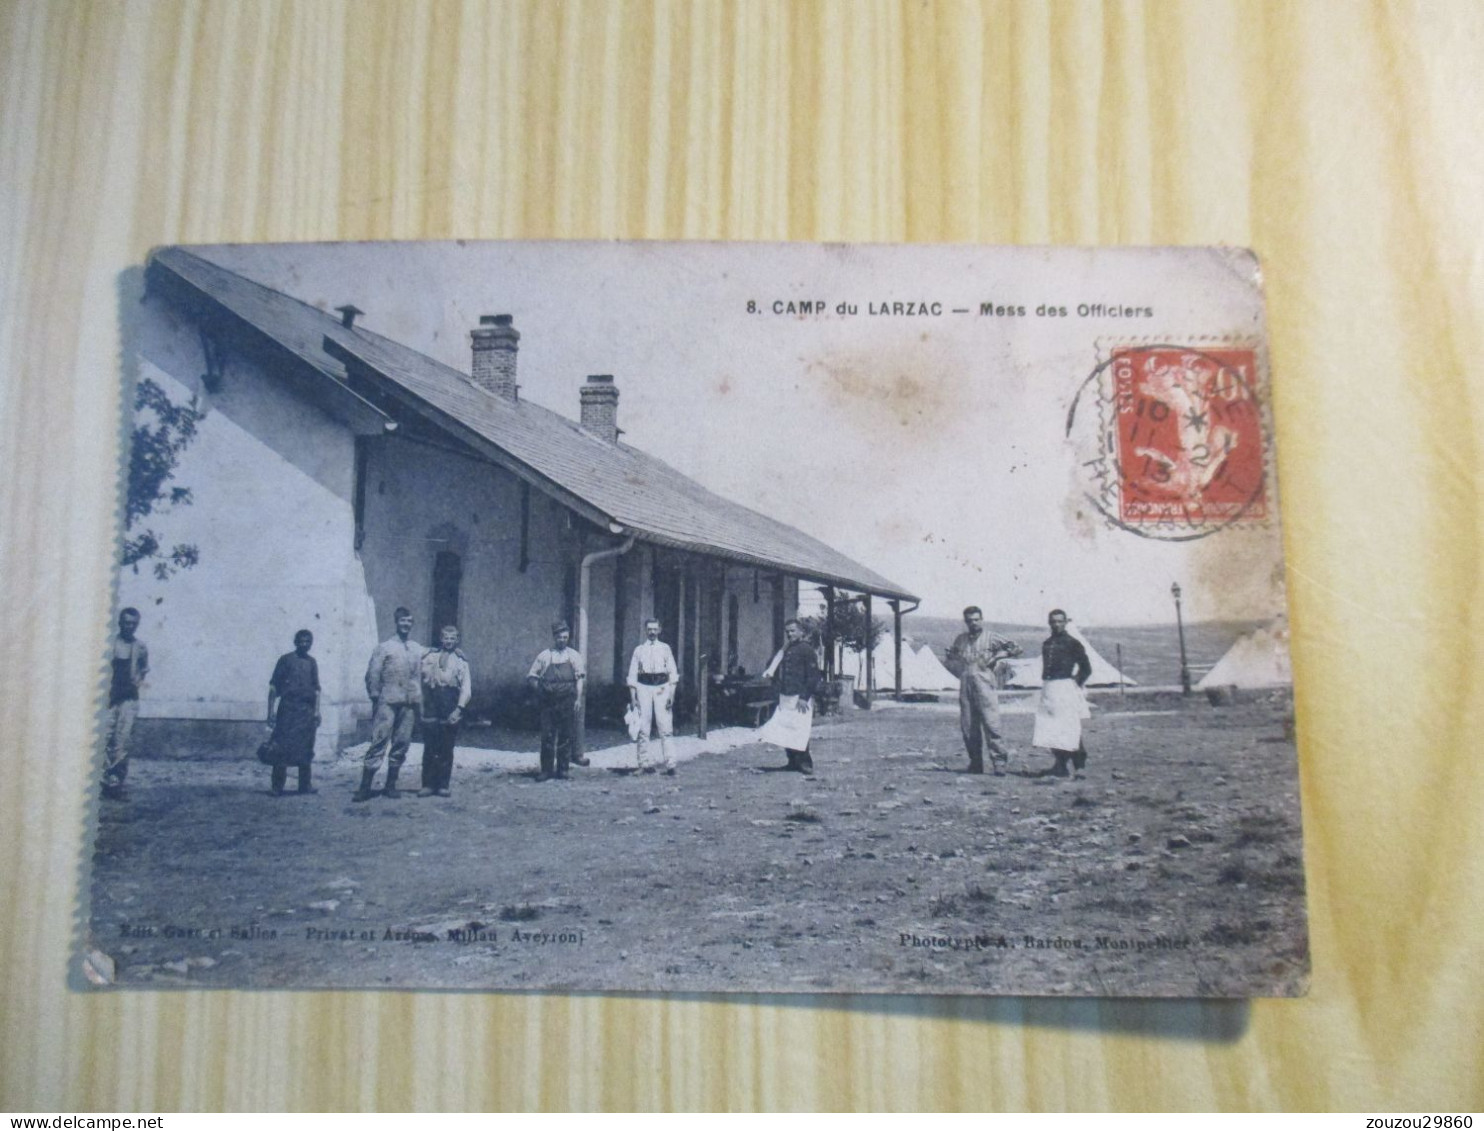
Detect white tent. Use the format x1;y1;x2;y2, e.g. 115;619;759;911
908;644;959;690
1197;620;1292;690
1003;626;1137;688
837;643;896;690
837;641;958;691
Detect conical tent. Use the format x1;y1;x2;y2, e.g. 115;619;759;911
839;642;957;690
871;643;897;688
907;644;958;690
1003;657;1042;688
1003;626;1136;688
1197;620;1292;690
837;644;897;690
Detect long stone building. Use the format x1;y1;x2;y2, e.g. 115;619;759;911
121;247;917;752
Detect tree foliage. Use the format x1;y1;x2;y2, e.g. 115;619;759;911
122;378;205;580
799;599;887;652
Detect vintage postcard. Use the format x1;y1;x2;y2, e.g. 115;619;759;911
84;241;1308;996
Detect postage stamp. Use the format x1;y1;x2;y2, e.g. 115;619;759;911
82;242;1307;996
1069;340;1272;542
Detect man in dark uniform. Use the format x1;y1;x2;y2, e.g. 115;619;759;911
526;620;585;781
759;618;822;774
1032;609;1094;778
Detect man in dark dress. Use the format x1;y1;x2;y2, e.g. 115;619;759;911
265;629;321;795
526;621;585;781
101;607;149;800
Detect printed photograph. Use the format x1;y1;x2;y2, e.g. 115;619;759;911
86;241;1308;995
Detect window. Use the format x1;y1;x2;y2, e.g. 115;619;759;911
727;593;740;672
432;551;462;634
353;437;370;550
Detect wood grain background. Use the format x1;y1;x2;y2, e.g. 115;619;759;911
2;0;1482;1112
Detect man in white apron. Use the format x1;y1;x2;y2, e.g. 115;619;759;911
1032;609;1093;778
757;619;821;773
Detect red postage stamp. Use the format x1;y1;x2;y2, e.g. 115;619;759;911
1106;345;1268;531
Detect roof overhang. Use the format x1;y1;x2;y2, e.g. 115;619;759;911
147;253;395;437
147;246;919;604
621;527;919;603
322;335;616;530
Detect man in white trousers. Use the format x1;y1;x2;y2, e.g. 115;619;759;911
627;618;679;775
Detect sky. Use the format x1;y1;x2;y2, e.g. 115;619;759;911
193;241;1287;625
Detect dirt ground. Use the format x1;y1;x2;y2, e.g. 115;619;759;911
87;694;1309;996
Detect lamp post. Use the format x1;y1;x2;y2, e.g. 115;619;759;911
1172;581;1192;695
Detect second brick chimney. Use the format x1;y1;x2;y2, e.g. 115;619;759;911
470;314;519;400
579;374;620;443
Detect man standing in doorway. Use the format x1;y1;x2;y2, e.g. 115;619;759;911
101;607;149;800
945;605;1022;775
355;606;424;802
526;620;585;782
1033;609;1093;779
419;625;472;797
628;618;679;775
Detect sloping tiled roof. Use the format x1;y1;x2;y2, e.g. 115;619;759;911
149;246;917;601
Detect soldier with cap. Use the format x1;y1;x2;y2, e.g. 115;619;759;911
355;606;424;802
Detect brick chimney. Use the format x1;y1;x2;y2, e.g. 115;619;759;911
470;314;519;400
579;374;620;443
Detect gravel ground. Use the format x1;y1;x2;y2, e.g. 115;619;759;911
87;695;1308;997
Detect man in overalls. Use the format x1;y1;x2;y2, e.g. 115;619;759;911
945;605;1022;775
526;620;586;781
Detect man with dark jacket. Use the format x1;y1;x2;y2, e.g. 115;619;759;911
758;618;822;774
1032;609;1094;778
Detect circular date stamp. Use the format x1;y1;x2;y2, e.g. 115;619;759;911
1066;342;1271;541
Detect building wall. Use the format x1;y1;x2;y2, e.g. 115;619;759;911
357;435;579;714
121;287;812;749
718;565;793;676
119;288;377;751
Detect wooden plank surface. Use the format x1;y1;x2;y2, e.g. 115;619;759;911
2;0;1482;1112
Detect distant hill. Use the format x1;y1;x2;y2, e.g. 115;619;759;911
901;615;1268;687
